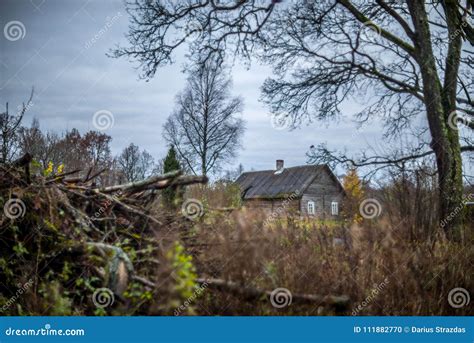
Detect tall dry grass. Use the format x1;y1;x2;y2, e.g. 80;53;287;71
2;177;471;316
185;208;472;316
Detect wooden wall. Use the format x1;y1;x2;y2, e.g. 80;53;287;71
242;198;300;215
241;168;344;219
300;169;344;218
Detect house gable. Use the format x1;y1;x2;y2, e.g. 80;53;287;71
299;166;345;217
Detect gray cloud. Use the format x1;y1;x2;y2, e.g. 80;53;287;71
2;0;434;176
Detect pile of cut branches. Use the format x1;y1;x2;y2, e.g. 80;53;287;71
0;154;207;315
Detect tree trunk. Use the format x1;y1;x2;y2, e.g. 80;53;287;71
409;1;464;240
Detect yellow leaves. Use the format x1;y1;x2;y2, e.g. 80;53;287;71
57;164;64;175
44;161;54;177
43;162;65;176
342;168;365;224
343;168;364;199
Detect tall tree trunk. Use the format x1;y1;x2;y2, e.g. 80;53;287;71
409;1;464;240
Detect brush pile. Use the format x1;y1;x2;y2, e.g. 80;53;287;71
0;153;208;315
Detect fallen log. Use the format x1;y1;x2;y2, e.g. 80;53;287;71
196;277;350;310
131;275;350;310
208;207;236;212
94;170;182;194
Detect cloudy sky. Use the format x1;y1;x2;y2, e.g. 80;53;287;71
3;0;461;178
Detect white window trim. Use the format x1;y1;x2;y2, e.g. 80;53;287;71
307;201;315;215
331;201;339;215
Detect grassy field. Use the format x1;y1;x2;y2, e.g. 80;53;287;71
1;179;472;316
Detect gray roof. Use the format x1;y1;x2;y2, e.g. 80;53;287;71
235;165;341;200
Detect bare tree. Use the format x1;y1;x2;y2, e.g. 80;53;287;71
0;88;33;163
223;163;245;182
117;142;155;182
163;61;244;176
113;0;473;238
19;118;47;164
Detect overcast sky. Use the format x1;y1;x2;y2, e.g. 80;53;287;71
3;0;468;179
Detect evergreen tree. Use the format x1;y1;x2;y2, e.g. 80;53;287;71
162;145;181;208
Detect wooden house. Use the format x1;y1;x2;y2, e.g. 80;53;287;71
235;160;345;217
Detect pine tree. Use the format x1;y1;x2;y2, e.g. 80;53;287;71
162;146;181;209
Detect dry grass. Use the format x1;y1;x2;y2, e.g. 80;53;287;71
1;178;472;316
187;209;473;316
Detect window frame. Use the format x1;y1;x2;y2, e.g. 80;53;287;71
331;201;339;216
307;201;315;215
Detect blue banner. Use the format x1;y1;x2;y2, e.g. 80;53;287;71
0;316;472;343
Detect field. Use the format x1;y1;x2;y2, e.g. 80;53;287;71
1;174;472;316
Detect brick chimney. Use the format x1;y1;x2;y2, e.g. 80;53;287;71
276;159;284;171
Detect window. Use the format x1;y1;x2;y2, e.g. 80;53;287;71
307;201;315;215
331;201;339;215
